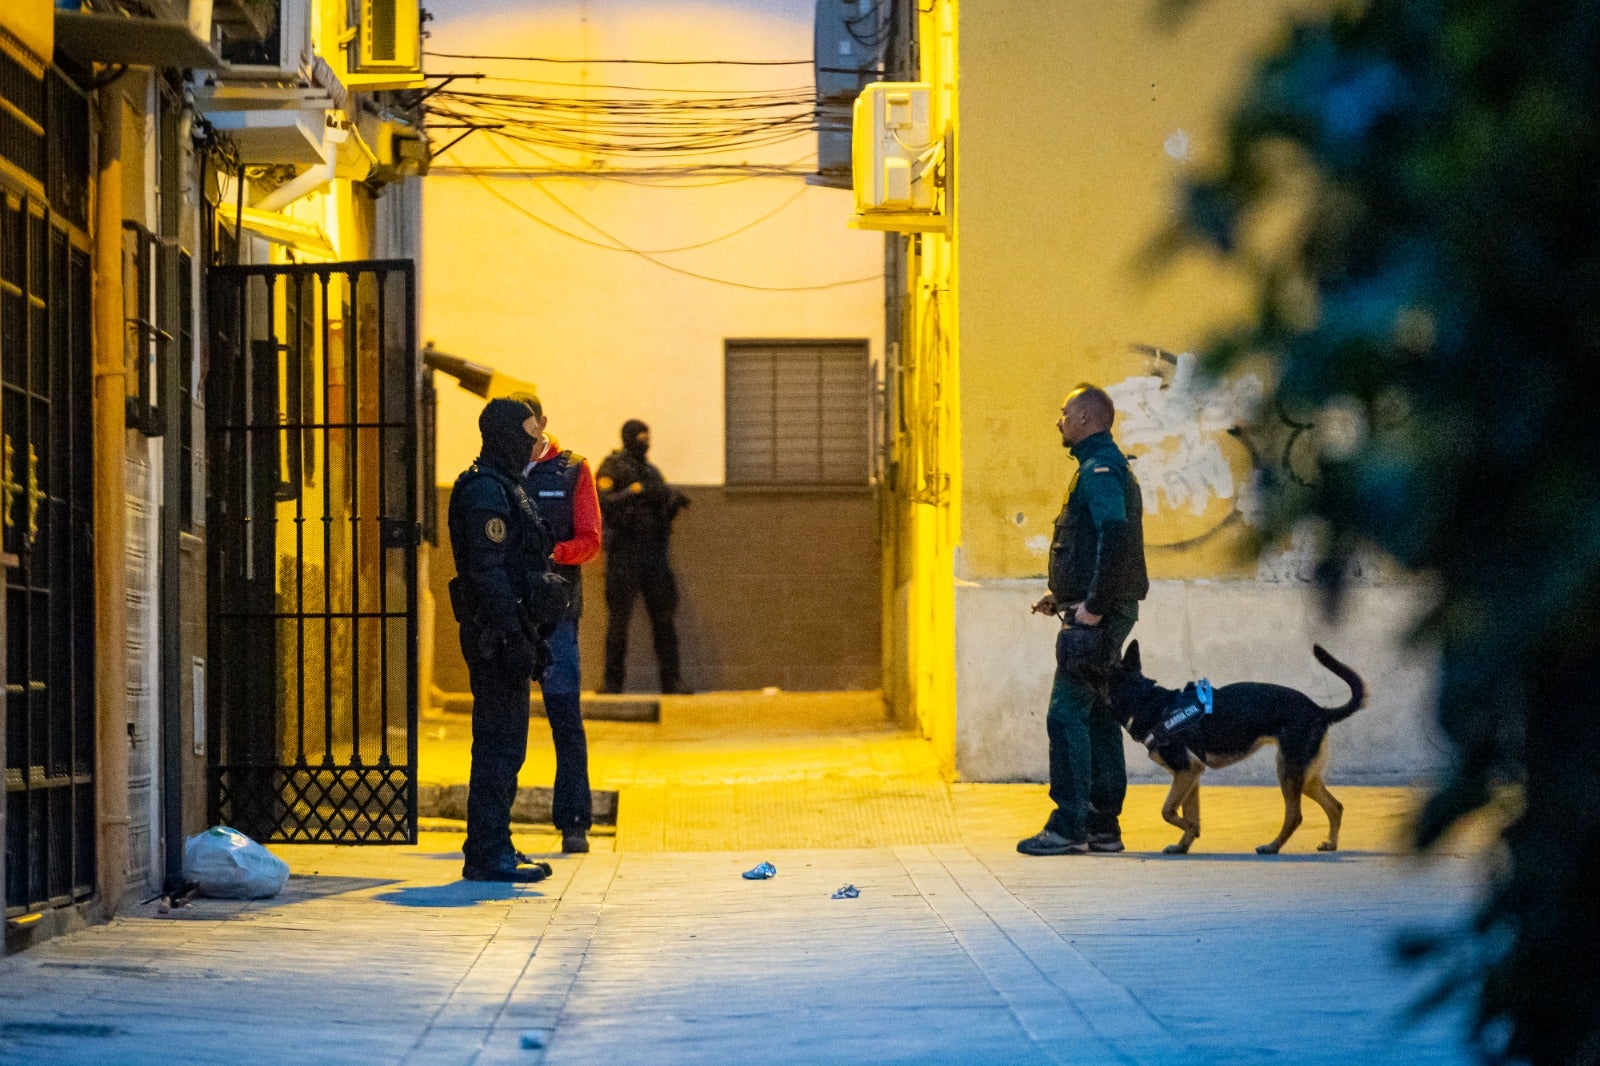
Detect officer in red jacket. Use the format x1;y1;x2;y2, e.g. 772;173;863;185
509;393;600;854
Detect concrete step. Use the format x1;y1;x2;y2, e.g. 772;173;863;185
418;782;620;826
434;690;660;722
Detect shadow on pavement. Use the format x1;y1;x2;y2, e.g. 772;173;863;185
375;881;546;907
157;875;400;919
1123;849;1391;862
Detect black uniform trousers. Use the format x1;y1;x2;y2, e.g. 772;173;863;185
464;652;533;868
603;544;682;692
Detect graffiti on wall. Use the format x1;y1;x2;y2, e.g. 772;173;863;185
1106;346;1265;550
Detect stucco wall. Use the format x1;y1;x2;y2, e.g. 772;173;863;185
955;0;1321;583
954;578;1445;785
422;0;885;485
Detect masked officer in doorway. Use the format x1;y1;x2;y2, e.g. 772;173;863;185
596;419;692;695
447;398;570;882
1018;384;1149;857
508;392;600;854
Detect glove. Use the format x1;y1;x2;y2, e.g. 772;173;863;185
499;629;538;681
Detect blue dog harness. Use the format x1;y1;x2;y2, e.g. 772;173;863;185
1148;678;1213;750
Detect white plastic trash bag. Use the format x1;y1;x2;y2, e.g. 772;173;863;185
183;826;290;899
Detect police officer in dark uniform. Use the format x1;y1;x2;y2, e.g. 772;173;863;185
596;419;692;695
1019;384;1149;856
447;398;569;882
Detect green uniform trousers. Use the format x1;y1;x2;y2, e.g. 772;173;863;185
1044;602;1138;841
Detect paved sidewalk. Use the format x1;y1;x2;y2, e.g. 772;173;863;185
0;823;1476;1065
1;694;1486;1064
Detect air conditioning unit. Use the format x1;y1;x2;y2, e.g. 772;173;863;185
54;0;220;69
850;82;946;231
348;0;419;74
216;0;309;79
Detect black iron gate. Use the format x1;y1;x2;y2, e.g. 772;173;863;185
206;261;419;843
2;62;96;920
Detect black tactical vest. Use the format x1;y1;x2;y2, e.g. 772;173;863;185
522;450;586;619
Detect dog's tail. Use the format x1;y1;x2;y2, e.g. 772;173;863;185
1313;645;1366;722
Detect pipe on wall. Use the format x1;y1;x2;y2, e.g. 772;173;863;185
92;84;131;916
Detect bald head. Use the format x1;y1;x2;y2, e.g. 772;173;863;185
1058;384;1115;447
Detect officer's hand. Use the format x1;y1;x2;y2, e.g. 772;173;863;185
1031;593;1057;617
1072;603;1102;627
501;630;538;681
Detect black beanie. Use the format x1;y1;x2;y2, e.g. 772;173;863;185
479;398;535;474
622;419;649;454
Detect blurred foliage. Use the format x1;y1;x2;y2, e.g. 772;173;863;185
1171;1;1600;1061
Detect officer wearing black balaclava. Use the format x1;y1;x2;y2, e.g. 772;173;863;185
595;418;691;694
447;398;570;882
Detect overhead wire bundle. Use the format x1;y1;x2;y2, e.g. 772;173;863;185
426;84;820;160
420;51;884;291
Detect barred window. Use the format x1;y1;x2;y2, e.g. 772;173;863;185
725;339;871;487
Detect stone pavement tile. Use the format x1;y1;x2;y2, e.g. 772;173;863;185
898;844;1188;1065
513;850;1052;1066
974;845;1478;1064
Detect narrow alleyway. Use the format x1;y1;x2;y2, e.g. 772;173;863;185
0;695;1481;1064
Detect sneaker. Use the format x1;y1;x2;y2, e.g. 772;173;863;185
1087;832;1125;853
662;682;695;695
463;861;549;883
1016;829;1088;856
561;831;590;854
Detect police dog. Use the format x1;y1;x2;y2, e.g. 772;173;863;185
1106;641;1366;855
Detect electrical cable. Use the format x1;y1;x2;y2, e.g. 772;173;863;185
481;133;812;252
425;52;812;66
462;169;879;292
444;73;818;95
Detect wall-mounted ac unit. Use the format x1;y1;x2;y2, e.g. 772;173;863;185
348;0;419;74
216;0;309;80
54;0;220;69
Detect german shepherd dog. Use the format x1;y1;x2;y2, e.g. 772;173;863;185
1106;641;1367;855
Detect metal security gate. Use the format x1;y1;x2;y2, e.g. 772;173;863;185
2;61;96;921
207;261;419;843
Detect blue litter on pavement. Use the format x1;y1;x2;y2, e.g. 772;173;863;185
832;884;860;899
741;861;777;880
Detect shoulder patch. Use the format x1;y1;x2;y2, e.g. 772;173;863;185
485;517;507;543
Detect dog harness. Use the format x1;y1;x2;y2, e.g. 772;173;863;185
1147;678;1214;750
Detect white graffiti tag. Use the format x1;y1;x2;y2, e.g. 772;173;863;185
1105;357;1262;517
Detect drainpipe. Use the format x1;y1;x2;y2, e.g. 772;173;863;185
93;85;130;916
253;156;334;213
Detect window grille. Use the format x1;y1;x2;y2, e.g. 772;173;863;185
725;339;872;488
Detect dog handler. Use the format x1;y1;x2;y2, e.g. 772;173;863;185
1018;384;1149;856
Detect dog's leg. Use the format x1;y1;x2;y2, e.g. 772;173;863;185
1304;742;1343;851
1181;783;1200;842
1161;768;1202;854
1257;753;1305;855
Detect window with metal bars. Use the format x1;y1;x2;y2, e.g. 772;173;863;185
724;339;871;488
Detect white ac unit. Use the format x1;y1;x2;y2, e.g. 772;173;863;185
348;0;419;74
217;0;310;80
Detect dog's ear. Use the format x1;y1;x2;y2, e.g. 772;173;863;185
1123;640;1141;671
